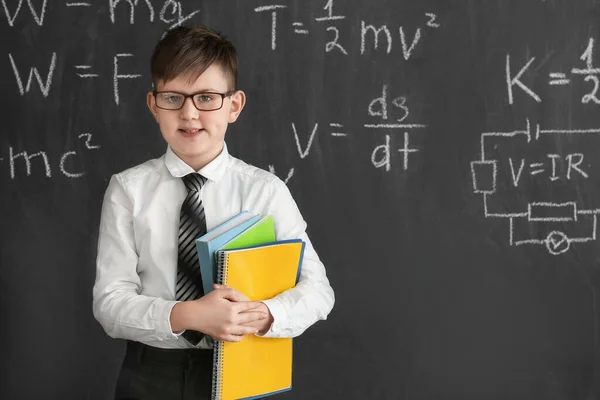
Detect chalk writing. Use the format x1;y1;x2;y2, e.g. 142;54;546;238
3;0;435;186
366;85;426;171
372;132;420;172
268;165;295;184
255;0;439;56
1;0;199;27
9;52;56;97
292;122;319;160
254;5;287;50
471;120;600;254
2;0;47;26
507;38;600;105
75;65;99;79
3;133;101;179
113;53;142;105
508;154;589;185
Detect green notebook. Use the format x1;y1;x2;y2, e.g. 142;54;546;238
217;215;276;253
214;216;276;281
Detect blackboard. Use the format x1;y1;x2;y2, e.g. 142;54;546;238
3;0;600;399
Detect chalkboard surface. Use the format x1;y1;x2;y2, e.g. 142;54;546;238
3;1;600;399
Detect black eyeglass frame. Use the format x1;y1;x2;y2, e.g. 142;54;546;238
152;90;236;111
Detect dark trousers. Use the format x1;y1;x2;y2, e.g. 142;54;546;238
114;341;214;400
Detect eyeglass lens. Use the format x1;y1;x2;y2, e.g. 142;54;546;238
155;92;224;110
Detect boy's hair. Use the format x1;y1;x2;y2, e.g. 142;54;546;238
151;25;237;90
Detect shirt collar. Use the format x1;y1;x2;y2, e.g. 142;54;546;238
164;143;230;183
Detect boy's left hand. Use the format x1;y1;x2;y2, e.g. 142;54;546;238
213;284;274;334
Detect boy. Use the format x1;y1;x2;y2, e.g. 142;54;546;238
92;25;335;400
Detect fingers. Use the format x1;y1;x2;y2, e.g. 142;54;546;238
216;288;240;302
213;284;229;290
217;325;259;342
214;286;253;303
223;334;247;342
236;310;267;324
237;325;259;336
235;301;264;312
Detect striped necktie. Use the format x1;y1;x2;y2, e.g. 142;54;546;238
177;172;208;346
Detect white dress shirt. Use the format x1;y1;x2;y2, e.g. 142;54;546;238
93;144;335;349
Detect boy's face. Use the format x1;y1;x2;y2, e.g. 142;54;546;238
147;64;245;170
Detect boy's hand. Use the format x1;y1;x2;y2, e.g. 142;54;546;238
214;284;274;335
213;284;250;301
240;302;274;335
171;288;268;342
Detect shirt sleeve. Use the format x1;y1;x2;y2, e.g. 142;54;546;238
92;174;180;342
258;179;335;338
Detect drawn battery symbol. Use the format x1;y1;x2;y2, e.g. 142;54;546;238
528;202;578;222
470;160;497;194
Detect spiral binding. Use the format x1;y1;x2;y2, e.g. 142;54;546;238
211;250;229;400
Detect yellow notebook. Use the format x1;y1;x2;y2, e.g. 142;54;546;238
211;239;305;400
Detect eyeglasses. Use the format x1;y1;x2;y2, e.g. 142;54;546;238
153;90;235;111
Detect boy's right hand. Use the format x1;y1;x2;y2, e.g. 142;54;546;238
170;288;267;342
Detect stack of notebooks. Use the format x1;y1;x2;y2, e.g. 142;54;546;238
195;211;305;400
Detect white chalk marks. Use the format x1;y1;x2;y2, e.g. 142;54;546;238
359;20;427;58
8;52;145;104
292;122;319;160
3;133;101;179
366;84;426;171
74;65;99;78
254;1;439;57
288;82;427;175
108;0;154;24
113;53;142;105
1;0;199;28
471;119;600;255
9;52;56;97
2;0;48;26
254;5;287;50
371;132;421;172
268;165;294;184
508;37;600;105
368;85;410;123
108;0;199;28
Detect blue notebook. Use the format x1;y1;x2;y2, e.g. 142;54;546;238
195;211;261;294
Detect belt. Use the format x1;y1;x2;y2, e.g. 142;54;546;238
126;340;213;365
